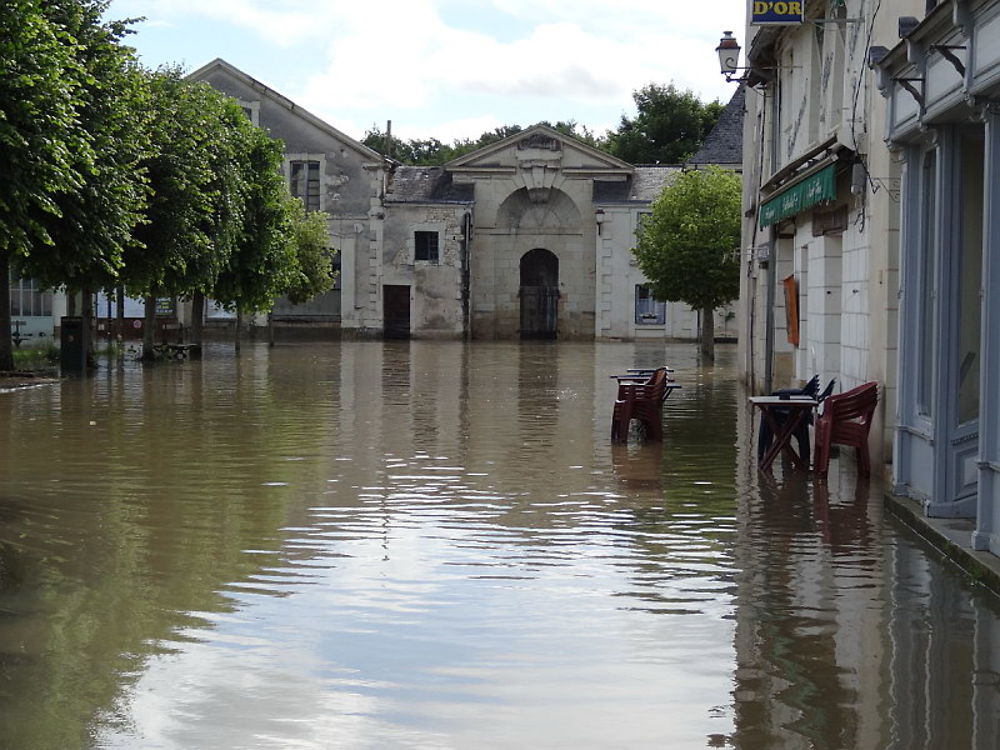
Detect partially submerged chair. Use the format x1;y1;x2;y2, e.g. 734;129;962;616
757;375;835;466
813;381;879;478
611;367;670;443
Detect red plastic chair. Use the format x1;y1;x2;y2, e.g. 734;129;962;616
813;381;879;478
611;368;668;443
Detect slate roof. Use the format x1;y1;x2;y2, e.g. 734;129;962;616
688;84;745;167
593;166;678;204
385;166;475;203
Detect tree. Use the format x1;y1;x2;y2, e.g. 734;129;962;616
634;166;741;361
0;0;90;370
126;69;248;357
284;200;336;305
607;84;723;165
23;1;150;367
210;127;297;349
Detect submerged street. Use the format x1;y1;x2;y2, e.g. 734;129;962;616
1;341;998;749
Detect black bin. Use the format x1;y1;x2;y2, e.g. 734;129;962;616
60;316;84;372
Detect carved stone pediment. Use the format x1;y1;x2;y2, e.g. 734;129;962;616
518;134;561;151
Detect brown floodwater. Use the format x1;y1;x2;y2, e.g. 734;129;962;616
0;341;997;749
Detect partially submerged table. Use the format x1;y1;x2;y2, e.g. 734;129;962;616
749;395;818;472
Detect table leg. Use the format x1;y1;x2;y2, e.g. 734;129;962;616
757;406;812;472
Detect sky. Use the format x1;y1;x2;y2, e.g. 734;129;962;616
107;0;748;145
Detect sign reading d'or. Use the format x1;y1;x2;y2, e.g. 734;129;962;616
751;1;804;25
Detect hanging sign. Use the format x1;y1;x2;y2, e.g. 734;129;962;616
751;1;804;25
759;164;837;228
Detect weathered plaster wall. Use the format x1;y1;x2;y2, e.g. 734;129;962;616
382;204;468;338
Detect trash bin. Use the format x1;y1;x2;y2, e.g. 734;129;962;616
60;316;84;372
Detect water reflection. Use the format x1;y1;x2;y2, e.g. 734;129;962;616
0;342;997;748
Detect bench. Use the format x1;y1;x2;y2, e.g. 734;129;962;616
152;343;200;360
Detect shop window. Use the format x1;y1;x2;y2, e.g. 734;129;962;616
635;285;665;325
415;231;439;263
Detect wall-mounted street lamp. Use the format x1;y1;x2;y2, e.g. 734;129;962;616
594;208;605;236
716;31;746;82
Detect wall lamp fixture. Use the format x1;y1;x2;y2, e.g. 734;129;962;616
716;31;748;82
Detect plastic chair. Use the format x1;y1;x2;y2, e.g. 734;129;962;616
611;368;668;443
813;381;879;478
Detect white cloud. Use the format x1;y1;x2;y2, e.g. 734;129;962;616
112;0;746;141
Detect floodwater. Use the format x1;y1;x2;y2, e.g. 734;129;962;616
0;341;998;750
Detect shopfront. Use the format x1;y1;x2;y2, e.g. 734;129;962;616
877;0;1000;554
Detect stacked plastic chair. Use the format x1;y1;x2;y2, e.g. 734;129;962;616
611;367;668;443
813;381;879;478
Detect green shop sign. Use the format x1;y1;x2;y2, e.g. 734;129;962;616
759;164;837;228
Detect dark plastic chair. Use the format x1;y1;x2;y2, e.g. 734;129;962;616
813;381;879;478
611;367;668;443
757;376;835;465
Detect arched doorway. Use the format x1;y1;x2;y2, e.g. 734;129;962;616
519;249;559;339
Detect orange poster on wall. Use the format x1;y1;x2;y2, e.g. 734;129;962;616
783;275;800;347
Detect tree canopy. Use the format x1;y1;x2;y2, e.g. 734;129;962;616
284;200;337;306
634;166;741;359
0;0;145;370
607;84;723;165
0;1;336;368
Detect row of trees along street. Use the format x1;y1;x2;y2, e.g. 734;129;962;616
0;0;337;371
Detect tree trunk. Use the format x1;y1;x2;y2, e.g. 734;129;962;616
235;308;242;353
267;312;274;347
701;305;716;362
115;284;125;344
191;291;205;347
0;251;14;371
142;295;157;361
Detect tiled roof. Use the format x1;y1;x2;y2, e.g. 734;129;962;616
688;84;745;167
385;166;474;203
593;166;678;203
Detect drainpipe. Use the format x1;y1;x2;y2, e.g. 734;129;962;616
763;80;780;395
460;211;472;340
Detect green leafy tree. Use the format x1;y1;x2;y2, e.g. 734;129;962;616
284;200;337;305
0;0;89;370
607;83;722;165
211;128;297;323
23;1;150;366
126;69;250;357
634;166;741;360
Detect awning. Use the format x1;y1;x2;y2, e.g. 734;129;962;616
758;162;837;228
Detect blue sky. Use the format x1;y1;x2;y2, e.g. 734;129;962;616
108;0;748;144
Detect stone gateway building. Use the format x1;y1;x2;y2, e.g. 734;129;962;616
185;59;738;342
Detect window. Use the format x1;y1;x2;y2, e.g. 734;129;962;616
635;285;665;325
290;160;321;212
237;100;259;126
415;231;439;263
9;277;52;317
